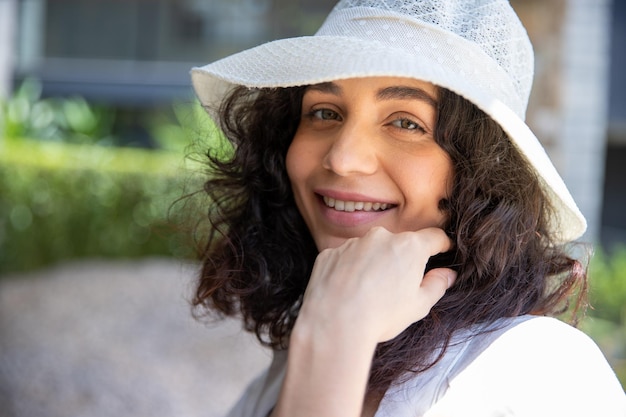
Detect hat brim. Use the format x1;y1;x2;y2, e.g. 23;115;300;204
191;35;587;242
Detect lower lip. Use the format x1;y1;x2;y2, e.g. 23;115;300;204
317;197;392;227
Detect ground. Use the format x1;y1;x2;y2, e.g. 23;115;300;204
0;258;270;417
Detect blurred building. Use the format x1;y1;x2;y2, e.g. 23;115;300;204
5;0;336;105
603;0;626;249
1;0;624;248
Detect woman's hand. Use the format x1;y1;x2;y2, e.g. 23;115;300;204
299;226;456;344
273;227;456;417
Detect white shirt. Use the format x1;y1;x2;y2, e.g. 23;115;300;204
227;316;626;417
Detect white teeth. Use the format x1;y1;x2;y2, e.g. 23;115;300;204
322;196;392;212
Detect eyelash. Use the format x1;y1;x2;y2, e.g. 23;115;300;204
390;118;426;133
308;108;341;121
307;108;426;134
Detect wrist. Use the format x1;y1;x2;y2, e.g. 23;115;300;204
272;316;379;417
294;296;382;350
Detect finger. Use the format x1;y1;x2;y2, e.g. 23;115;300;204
409;227;454;257
419;267;457;307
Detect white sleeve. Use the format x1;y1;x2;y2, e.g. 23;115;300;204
226;350;286;417
425;317;626;417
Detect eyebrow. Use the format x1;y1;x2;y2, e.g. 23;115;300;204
376;86;437;107
306;82;437;107
307;82;341;95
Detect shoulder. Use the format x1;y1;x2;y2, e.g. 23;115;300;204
482;315;607;360
427;316;626;417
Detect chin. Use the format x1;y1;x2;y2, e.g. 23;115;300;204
314;235;351;252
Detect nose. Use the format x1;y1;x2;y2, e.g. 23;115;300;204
322;122;378;176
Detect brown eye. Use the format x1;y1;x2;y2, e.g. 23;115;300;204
392;118;420;130
313;109;340;120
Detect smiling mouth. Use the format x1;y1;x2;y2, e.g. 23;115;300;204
322;196;395;212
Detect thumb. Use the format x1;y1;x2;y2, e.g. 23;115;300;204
419;267;457;306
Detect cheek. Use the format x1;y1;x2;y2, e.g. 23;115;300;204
397;152;453;197
394;153;453;225
286;133;318;186
286;137;317;229
425;149;454;197
435;157;454;199
429;158;454;223
441;157;455;200
285;139;301;186
285;136;311;204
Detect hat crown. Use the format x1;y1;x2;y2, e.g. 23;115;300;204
321;0;534;118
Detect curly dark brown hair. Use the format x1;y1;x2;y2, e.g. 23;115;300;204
191;84;588;395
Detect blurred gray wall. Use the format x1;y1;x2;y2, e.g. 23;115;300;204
559;0;612;243
0;0;17;98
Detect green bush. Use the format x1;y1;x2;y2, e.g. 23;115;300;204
0;78;116;145
587;246;626;323
0;78;212;151
0;76;231;275
0;139;201;275
580;247;626;387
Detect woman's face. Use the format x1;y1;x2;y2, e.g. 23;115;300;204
286;77;453;251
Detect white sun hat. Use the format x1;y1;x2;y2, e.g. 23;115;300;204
190;0;587;242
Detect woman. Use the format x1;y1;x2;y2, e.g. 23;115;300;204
189;1;626;416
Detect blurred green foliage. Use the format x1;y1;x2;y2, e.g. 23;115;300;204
580;247;626;387
0;78;115;145
588;247;626;324
0;139;196;274
0;77;216;152
0;78;231;275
